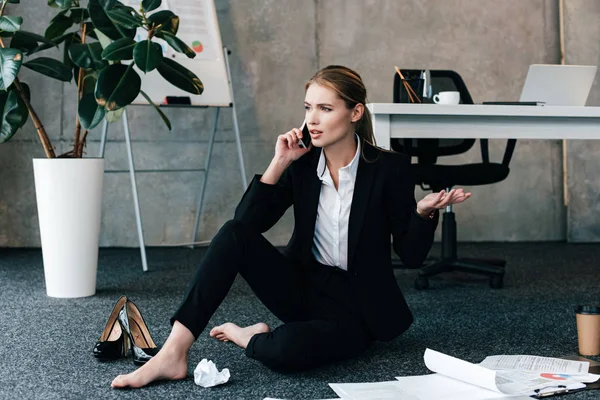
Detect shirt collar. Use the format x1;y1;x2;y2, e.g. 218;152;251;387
316;133;361;181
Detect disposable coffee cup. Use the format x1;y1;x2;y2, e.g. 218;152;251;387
576;305;600;356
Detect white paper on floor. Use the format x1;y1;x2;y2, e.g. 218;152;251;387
193;359;231;388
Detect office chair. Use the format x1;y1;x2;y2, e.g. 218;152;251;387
392;69;517;289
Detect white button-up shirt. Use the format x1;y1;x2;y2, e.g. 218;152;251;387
311;135;361;271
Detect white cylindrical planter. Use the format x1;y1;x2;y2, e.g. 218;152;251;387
33;158;104;298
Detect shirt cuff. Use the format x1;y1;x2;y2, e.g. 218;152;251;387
414;208;438;221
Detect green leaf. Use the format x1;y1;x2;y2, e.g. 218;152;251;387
140;89;171;130
10;30;59;56
83;22;99;40
45;13;73;40
57;0;73;8
88;0;136;40
156;58;203;95
0;16;23;33
0;48;23;90
98;0;118;9
82;74;97;95
95;63;141;111
9;31;39;54
94;28;112;49
133;40;162;73
158;31;195;59
147;10;179;35
48;0;73;8
100;37;135;60
69;42;107;70
15;30;58;47
107;7;143;29
50;8;68;23
0;88;28;143
62;33;76;67
18;81;31;103
142;0;161;12
78;92;106;130
23;57;72;82
106;107;124;122
70;8;90;24
48;31;78;47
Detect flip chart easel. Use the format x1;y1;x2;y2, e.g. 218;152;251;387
98;0;247;272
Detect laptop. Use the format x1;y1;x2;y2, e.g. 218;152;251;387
519;64;597;106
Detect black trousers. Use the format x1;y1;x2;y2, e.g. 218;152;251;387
171;219;373;372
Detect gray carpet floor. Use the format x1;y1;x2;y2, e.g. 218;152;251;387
1;243;600;400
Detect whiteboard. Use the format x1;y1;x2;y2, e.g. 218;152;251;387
122;0;232;107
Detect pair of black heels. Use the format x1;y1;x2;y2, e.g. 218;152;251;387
93;295;159;365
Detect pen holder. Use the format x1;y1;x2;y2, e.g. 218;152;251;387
399;77;424;103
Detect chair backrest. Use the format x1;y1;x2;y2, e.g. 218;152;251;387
391;69;476;164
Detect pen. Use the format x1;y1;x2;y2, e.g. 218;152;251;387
533;384;585;398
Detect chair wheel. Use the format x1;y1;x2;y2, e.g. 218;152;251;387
415;277;429;290
490;275;504;289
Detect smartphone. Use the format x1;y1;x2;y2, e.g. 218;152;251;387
298;120;311;149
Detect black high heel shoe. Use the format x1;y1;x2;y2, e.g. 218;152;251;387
93;295;130;360
118;299;159;365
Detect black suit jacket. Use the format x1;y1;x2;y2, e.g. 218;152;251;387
234;141;438;341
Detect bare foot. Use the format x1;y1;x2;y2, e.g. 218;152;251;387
111;347;188;389
209;322;270;349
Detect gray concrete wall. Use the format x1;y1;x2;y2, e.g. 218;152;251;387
0;0;598;248
564;0;600;242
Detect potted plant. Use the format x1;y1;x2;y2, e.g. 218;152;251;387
0;0;203;298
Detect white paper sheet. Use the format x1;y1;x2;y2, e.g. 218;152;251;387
424;348;500;392
263;398;339;400
327;350;597;399
495;370;586;394
480;355;589;374
395;373;518;400
423;349;590;396
329;381;418;399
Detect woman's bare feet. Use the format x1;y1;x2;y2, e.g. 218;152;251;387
111;347;188;388
111;321;194;389
209;322;270;349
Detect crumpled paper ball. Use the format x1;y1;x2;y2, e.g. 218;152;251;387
193;359;231;388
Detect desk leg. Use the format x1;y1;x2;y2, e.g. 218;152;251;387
373;114;391;150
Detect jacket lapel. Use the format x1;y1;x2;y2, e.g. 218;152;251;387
347;143;378;272
301;144;379;270
301;148;323;262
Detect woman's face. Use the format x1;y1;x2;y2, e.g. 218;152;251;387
304;83;359;148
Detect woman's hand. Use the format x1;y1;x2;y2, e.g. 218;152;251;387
274;128;311;164
416;188;472;216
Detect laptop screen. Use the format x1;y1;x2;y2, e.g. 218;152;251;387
519;64;597;106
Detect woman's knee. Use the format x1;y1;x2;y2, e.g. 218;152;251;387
249;335;315;373
215;219;248;242
259;351;310;373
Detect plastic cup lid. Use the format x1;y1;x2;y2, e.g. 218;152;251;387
576;305;600;314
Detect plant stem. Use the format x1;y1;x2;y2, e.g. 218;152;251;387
77;130;88;156
0;0;8;18
0;37;55;158
14;79;56;158
73;22;87;157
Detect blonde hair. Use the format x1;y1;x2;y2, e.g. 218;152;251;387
305;65;376;148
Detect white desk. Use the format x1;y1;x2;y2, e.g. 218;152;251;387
367;103;600;149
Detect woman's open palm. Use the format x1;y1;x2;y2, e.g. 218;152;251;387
417;188;472;214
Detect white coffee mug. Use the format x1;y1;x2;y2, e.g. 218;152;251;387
433;91;461;105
